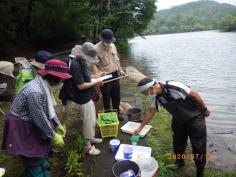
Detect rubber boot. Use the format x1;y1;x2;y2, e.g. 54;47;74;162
175;159;185;168
39;159;51;177
196;168;204;177
25;164;44;177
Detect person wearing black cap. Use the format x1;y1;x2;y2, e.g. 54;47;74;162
92;29;126;121
134;78;210;177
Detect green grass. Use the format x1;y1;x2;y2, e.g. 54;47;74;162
147;107;236;177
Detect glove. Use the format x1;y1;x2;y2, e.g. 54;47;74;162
55;124;66;138
52;133;64;148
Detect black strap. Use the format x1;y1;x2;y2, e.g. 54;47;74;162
155;81;173;110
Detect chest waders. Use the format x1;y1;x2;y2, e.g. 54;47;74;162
155;82;207;177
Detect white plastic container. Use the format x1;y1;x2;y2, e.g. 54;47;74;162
136;157;158;177
0;168;5;177
115;144;152;161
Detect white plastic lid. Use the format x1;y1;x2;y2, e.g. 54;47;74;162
109;139;120;146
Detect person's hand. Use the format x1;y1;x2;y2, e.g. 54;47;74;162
95;79;103;86
133;127;143;135
119;70;126;76
203;108;210;117
52;133;64;148
93;71;106;79
55;124;66;138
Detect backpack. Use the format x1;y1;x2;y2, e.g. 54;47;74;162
15;68;34;93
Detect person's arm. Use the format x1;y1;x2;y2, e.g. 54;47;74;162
28;92;55;138
112;44;126;76
77;79;103;90
92;64;101;74
71;61;103;91
189;90;210;117
133;107;156;134
117;61;126;76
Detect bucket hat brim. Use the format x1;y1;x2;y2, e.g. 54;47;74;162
77;45;99;63
37;70;72;79
30;60;45;69
99;35;116;43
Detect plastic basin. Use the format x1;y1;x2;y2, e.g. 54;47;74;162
127;108;142;122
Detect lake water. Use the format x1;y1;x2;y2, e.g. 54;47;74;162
120;31;236;133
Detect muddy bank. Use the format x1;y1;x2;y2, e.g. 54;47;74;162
207;128;236;170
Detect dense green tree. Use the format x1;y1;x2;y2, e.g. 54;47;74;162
219;11;236;31
0;0;156;48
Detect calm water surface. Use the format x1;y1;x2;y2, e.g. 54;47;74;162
121;31;236;131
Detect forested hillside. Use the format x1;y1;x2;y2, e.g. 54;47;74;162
219;10;236;31
144;1;236;34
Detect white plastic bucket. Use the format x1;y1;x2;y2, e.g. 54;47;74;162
136;157;158;177
0;168;5;177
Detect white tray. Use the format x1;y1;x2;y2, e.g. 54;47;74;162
115;144;152;161
121;121;152;137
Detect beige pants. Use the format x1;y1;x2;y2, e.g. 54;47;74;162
63;100;96;140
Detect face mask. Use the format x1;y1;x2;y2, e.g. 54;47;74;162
148;89;156;98
103;42;111;47
149;93;157;98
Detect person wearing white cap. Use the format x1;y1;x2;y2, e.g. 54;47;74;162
134;78;210;177
59;42;103;155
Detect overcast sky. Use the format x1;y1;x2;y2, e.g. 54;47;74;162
156;0;236;10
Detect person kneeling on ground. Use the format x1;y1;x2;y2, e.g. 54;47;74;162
134;78;210;177
59;42;103;156
2;59;70;177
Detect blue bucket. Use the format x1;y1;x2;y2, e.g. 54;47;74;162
123;146;133;160
109;139;120;153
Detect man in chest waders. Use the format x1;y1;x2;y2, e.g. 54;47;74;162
134;78;210;177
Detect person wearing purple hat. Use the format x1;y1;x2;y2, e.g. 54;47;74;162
93;29;126;121
2;59;71;177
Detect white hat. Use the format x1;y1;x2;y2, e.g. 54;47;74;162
0;61;15;78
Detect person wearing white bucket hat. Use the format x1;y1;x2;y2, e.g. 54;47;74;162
134;78;210;177
59;42;103;156
0;61;15;78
